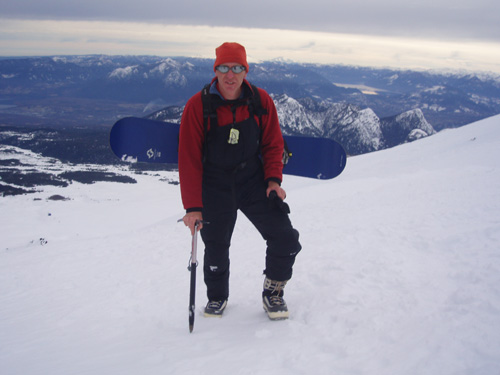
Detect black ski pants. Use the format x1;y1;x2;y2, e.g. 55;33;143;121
200;159;301;301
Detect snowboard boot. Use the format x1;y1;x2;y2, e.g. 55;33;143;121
204;299;227;318
262;277;289;320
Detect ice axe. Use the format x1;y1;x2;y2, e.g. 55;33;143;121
184;219;208;333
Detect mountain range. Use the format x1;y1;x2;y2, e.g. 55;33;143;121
1;55;499;156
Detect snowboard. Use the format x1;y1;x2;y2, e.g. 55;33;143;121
110;117;347;179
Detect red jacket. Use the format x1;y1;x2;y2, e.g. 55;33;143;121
178;79;284;211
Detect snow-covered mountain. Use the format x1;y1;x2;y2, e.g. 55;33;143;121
1;114;499;374
274;95;382;154
381;108;436;148
273;94;434;154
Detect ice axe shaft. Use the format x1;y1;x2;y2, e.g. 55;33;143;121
188;221;199;333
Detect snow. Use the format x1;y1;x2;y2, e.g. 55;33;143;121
109;66;139;79
2;115;500;374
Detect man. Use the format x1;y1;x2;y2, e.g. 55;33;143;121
179;42;301;320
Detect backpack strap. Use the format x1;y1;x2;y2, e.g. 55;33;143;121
248;84;267;127
201;84;217;163
247;84;290;165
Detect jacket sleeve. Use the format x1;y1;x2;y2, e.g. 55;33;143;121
258;88;284;184
178;92;205;212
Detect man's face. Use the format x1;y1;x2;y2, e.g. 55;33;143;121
215;62;247;100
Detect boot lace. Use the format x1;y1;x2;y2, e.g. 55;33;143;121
264;278;287;294
268;295;286;306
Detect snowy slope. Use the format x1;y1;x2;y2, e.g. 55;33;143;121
1;115;500;375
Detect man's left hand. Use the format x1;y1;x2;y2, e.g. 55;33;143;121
266;181;286;200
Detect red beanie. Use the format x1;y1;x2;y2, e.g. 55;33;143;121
213;42;249;73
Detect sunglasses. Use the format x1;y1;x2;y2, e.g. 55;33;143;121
215;65;246;74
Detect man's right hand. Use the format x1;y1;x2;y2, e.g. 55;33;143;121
182;211;204;235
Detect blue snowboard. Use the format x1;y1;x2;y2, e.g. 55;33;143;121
110;117;346;179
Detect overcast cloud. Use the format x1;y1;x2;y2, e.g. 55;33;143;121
1;0;500;73
3;0;499;41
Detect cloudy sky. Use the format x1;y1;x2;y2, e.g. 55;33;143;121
1;0;500;73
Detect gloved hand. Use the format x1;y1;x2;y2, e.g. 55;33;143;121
268;190;291;214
